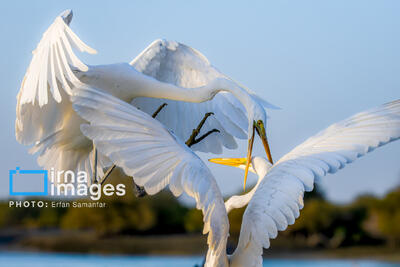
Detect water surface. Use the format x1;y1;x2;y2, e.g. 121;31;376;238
0;251;397;267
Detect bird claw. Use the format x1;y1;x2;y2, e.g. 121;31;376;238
186;112;220;147
93;107;219;198
133;182;147;198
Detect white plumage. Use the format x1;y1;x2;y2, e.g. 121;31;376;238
72;86;229;267
17;9;399;267
16;10;274;182
223;100;400;267
72;81;400;266
130;39;247;153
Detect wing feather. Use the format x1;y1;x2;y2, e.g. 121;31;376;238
130;39;252;154
72;86;229;267
16;10;96;145
19;13;96;106
15;10;103;186
232;100;400;267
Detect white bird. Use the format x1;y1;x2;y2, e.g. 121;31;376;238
72;86;231;266
209;99;400;266
15;9;274;184
72;84;400;266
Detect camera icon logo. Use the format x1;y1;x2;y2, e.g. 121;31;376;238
9;167;48;196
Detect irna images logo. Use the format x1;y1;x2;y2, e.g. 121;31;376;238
9;167;126;201
9;167;48;196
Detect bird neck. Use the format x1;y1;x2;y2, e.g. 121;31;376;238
137;76;254;108
225;191;255;214
81;63;254;119
225;172;265;214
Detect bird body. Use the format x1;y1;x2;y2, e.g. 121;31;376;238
211;100;400;267
16;9;399;267
71;83;400;266
16;10;274;181
72;87;230;266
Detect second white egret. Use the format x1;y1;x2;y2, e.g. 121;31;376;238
72;84;400;266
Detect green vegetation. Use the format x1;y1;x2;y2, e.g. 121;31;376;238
1;172;400;255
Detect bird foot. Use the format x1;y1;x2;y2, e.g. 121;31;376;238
185;112;220;147
133;182;147;198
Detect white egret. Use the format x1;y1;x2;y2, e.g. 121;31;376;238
72;83;400;266
16;9;274;184
72;86;231;266
210;99;400;266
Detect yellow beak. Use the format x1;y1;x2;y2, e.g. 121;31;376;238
257;127;273;165
243;121;273;191
209;121;273;192
244;127;255;191
208;157;247;167
208;157;254;190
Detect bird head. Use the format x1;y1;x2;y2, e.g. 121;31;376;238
209;156;272;188
209;156;272;214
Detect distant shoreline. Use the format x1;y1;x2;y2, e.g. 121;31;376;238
1;229;399;263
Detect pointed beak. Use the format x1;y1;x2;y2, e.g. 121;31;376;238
208;157;252;190
243;121;273;191
209;121;273;192
243;126;255;191
208;157;247;167
255;122;273;165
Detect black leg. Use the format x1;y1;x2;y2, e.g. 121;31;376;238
92;144;98;184
185;112;220;147
188;129;220;147
152;103;168;118
133;110;220;198
98;164;116;185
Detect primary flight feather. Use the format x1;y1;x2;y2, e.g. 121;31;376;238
72;79;400;266
210;99;400;267
72;86;230;267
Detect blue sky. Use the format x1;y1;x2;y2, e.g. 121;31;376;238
1;1;399;203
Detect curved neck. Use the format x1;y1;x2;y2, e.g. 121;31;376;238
135;74;253;110
226;173;264;267
225;173;264;214
228;164;270;265
83;64;254;120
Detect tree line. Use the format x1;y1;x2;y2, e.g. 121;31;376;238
1;176;400;250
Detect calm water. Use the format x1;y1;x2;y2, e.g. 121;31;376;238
0;252;398;267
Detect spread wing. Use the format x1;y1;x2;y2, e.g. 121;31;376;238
131;39;276;154
72;86;229;267
15;10;102;183
16;9;96;145
232;100;400;267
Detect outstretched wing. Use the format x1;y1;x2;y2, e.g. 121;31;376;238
232;100;400;267
15;10;103;183
72;86;229;267
16;9;96;145
131;39;275;154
